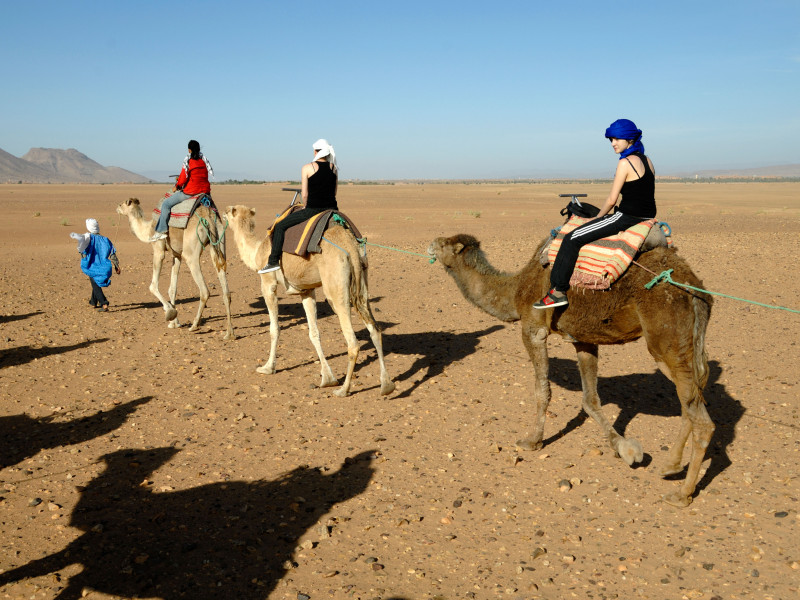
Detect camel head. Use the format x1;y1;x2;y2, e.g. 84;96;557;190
116;197;143;218
428;234;482;270
224;205;257;234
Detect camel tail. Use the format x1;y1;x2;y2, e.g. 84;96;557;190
348;237;376;327
207;217;228;273
691;292;712;402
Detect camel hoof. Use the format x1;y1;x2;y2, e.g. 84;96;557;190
380;380;396;396
165;307;178;321
319;376;339;389
515;438;543;451
333;386;350;398
223;331;236;341
662;491;692;508
256;365;276;375
618;438;644;466
167;320;181;329
660;464;684;477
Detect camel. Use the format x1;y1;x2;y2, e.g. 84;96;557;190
223;205;394;397
428;233;714;507
116;198;234;340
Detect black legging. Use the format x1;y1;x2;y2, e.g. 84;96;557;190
267;206;334;265
89;278;109;307
550;212;649;292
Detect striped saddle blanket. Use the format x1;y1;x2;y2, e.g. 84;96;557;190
546;216;671;290
152;193;218;230
269;205;363;257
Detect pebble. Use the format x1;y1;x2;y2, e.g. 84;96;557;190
532;547;547;559
774;511;788;518
297;594;310;600
558;479;571;492
28;498;42;507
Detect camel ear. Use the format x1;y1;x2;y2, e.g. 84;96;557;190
227;206;236;217
250;208;256;217
453;242;465;254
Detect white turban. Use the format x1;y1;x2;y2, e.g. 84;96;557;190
312;139;337;173
86;218;100;234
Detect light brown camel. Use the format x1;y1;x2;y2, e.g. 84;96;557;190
428;233;713;507
224;205;394;397
116;198;234;340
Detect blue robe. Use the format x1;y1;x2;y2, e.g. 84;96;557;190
81;234;116;288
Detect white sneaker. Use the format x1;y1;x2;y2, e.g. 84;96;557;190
149;232;167;242
257;263;281;274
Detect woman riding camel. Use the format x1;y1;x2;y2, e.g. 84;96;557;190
534;119;657;309
258;139;339;273
150;140;213;242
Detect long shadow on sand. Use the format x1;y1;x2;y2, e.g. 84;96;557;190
382;325;505;399
0;397;151;470
0;311;44;324
0;338;109;369
0;448;376;600
542;358;742;494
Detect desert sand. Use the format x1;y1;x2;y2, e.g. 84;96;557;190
1;182;798;600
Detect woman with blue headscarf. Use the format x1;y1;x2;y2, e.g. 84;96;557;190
534;119;657;309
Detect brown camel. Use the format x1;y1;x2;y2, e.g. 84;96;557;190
224;205;394;397
428;233;713;507
116;198;234;340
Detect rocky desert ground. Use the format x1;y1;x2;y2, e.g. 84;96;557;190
1;182;798;600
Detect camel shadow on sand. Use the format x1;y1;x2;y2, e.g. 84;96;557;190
0;338;109;369
0;397;151;470
378;325;505;399
543;358;742;494
0;448;376;600
0;311;44;324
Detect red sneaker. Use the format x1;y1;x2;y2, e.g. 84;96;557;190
533;288;568;309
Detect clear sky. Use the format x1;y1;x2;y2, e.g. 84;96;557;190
2;1;798;181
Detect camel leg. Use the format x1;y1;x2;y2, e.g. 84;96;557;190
516;323;551;450
574;342;643;466
663;370;714;507
326;294;359;398
183;245;210;332
215;264;235;341
353;298;395;395
256;276;280;374
148;243;179;324
166;254;182;327
300;291;338;389
656;362;692;477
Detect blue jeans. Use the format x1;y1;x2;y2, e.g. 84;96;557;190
155;191;192;233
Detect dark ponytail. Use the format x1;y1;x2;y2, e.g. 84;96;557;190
188;140;201;160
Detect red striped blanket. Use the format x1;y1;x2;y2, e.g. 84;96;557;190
152;193;215;229
547;216;658;290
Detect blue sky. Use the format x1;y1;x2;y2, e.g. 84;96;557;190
2;1;798;180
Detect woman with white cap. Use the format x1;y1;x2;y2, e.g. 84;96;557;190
259;139;339;273
70;218;121;311
534;118;657;309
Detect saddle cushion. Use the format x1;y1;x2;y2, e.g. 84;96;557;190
269;205;363;257
152;194;216;230
547;216;659;290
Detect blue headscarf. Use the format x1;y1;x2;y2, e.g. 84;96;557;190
605;119;644;159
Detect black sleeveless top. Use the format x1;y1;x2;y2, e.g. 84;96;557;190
306;161;338;210
618;152;656;219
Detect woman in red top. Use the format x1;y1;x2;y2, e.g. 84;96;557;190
150;140;213;242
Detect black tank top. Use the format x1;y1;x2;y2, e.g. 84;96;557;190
618;152;656;219
306;161;338;210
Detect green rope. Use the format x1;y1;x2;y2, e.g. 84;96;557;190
645;269;800;314
330;213;436;263
197;213;227;247
360;239;436;263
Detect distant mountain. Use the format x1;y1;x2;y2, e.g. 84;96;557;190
0;147;151;183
